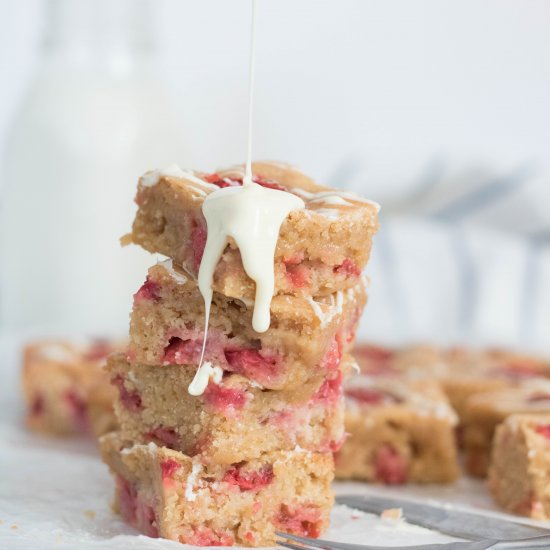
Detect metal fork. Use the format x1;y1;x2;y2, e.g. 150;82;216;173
275;531;498;550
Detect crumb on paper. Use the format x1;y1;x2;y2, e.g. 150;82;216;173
11;524;18;530
381;507;403;521
84;509;96;519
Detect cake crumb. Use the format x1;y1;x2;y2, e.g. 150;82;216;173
381;507;403;520
10;524;18;530
84;509;96;519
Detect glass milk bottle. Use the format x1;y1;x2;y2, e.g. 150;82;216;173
1;0;185;334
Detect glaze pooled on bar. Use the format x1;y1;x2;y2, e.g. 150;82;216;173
198;182;304;333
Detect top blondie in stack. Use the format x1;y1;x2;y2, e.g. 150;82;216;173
101;161;379;546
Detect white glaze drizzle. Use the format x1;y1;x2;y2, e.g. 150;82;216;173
184;461;202;501
191;0;304;395
243;0;257;188
187;361;223;396
309;195;352;206
198;184;304;335
140;165;218;197
158;258;188;284
293;188;381;213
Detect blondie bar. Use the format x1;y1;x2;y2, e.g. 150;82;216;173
128;260;365;394
463;380;550;477
335;376;459;483
489;413;550;520
22;340;118;436
108;352;348;464
126;161;379;300
100;431;334;546
354;344;550;424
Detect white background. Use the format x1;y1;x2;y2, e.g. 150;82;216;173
0;0;549;350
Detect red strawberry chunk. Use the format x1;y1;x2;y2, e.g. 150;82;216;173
275;504;322;538
528;392;550;403
136;500;159;538
31;394;44;416
162;337;202;365
146;426;180;448
224;348;280;383
223;464;274;491
496;361;544;380
134;276;161;303
203;384;247;414
160;458;181;479
64;389;89;432
187;527;235;547
191;221;207;272
313;370;343;405
345;387;401;406
374;445;407;484
83;339;112;361
333;258;361;277
204;172;287;192
285;262;310;288
116;475;137;523
112;375;142;412
535;424;550;439
319;338;342;373
354;344;396;375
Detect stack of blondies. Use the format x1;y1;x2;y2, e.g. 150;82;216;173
100;162;379;546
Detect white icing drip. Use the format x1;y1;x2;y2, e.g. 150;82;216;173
187;361;223;396
333;291;344;315
198;185;304;336
194;0;302;378
158;258;188;285
243;0;257;188
185;461;202;501
306;291;346;329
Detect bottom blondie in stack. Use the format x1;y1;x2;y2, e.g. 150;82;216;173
100;162;378;545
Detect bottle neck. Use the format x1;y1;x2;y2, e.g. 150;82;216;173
42;0;156;72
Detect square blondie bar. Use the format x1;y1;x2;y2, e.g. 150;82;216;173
489;413;550;520
127;161;379;300
22;340;118;436
463;380;550;477
335;376;459;484
109;352;349;464
100;431;334;546
128;260;366;395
